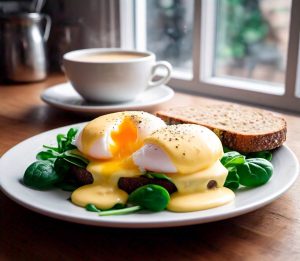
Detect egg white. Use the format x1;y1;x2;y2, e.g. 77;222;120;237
133;143;177;173
75;125;113;159
75;112;166;160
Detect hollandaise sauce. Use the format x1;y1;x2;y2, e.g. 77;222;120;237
144;124;235;212
71;158;140;209
167;161;235;212
72;113;144;210
167;188;234;212
72;112;235;213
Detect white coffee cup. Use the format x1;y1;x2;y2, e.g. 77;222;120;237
63;48;172;103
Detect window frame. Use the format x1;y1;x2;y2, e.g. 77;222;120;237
120;0;300;112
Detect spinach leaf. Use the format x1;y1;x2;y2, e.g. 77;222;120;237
56;181;79;192
110;203;126;210
221;151;246;167
222;150;274;190
63;156;87;169
224;168;240;191
223;146;232;153
42;145;60;152
56;128;78;153
247;151;272;161
54;157;71;177
23;128;89;192
128;184;170;212
54;128;78;153
40;128;79;157
86;203;101;212
98;206;142;216
237;158;273;187
23;161;61;189
67;128;78;140
36;150;59;160
144;171;174;183
63;150;89;166
86;203;127;215
54;157;90;191
56;134;65;153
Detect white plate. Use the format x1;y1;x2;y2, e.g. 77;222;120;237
41;83;174;114
0;123;299;228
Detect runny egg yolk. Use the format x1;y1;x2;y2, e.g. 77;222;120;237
110;117;142;159
71;117;143;210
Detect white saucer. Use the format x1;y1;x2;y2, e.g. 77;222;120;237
41;83;174;114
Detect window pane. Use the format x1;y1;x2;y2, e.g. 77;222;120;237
214;0;291;84
145;0;194;75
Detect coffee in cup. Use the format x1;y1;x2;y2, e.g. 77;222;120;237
63;48;172;103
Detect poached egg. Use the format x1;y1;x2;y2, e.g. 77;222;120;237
71;111;235;212
71;111;166;209
133;124;234;212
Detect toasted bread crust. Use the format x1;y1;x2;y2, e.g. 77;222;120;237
156;105;287;153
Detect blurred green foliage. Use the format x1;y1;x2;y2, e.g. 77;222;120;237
217;0;269;59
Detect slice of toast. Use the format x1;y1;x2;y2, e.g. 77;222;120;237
156;104;287;153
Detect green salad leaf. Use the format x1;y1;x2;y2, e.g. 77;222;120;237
98;206;142;216
247;151;272;161
221;150;273;190
85;203;101;213
224;168;240;191
36;150;59;160
54;157;70;177
128;184;170;212
23;161;62;189
23;128;89;190
237;158;273;187
144;171;174;183
221;151;246;167
95;184;171;216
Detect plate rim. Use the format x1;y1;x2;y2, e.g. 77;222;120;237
41;83;174;113
0;123;299;228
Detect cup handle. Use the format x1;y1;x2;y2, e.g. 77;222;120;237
148;61;172;88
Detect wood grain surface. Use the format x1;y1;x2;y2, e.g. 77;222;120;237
1;74;299;261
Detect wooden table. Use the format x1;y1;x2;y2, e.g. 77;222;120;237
1;74;300;261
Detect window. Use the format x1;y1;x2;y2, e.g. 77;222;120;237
214;0;291;86
120;0;300;112
144;0;194;78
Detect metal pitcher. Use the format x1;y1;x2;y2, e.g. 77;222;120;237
0;13;51;82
